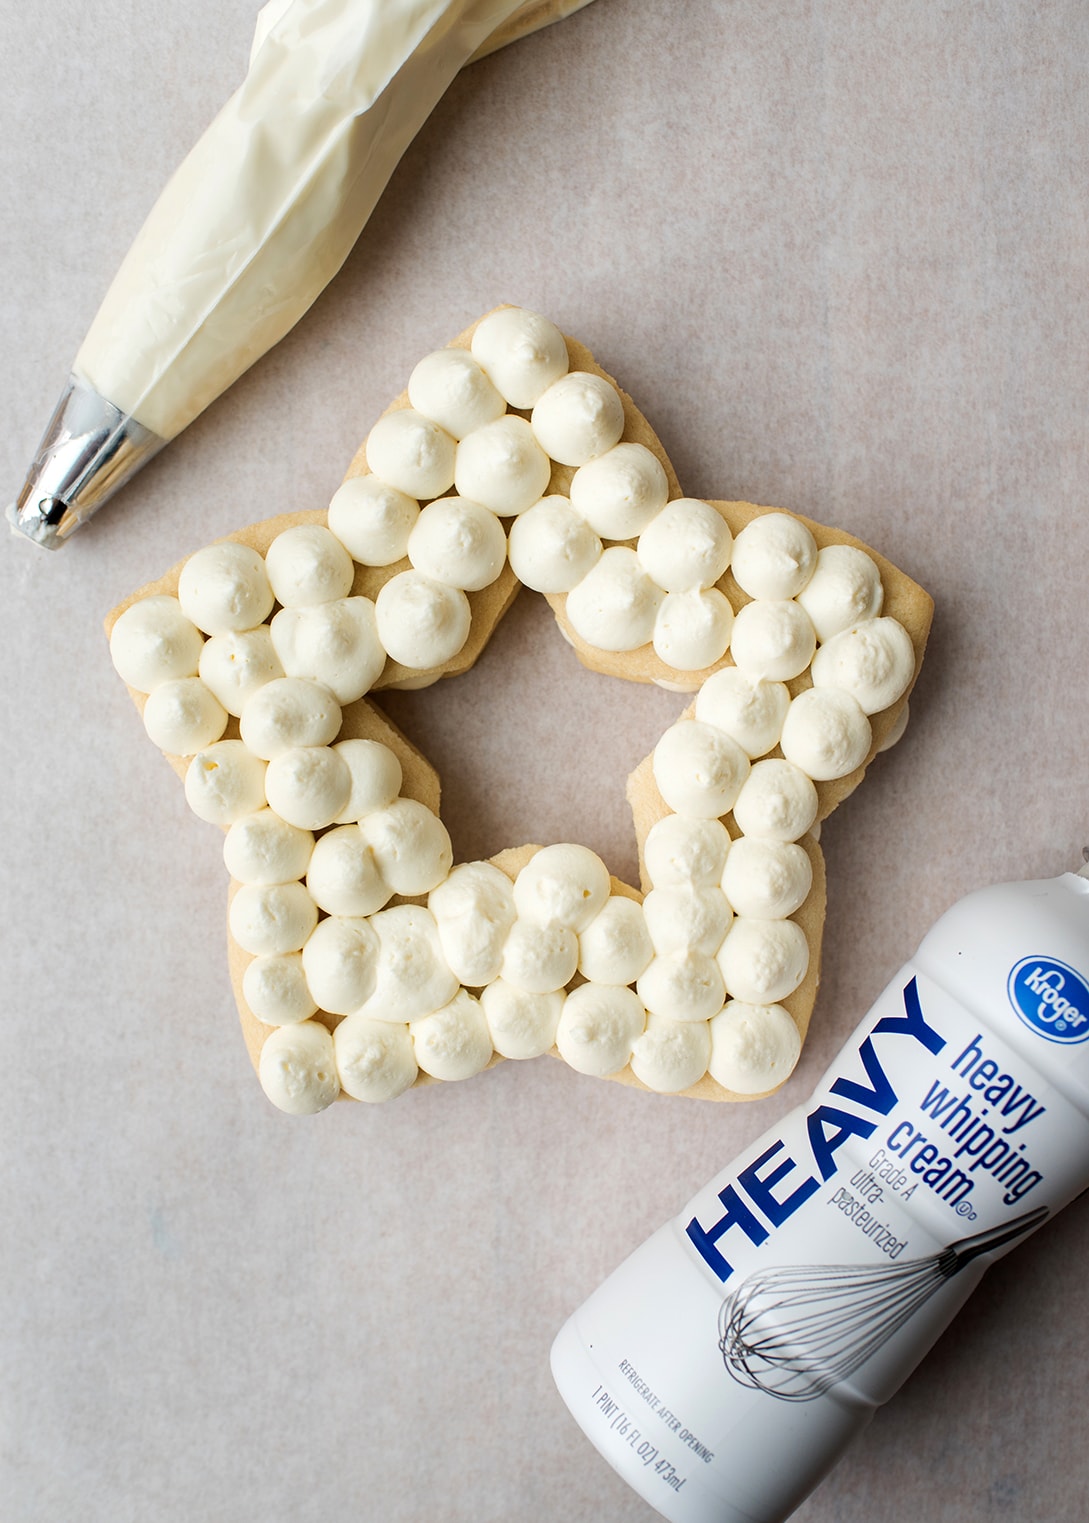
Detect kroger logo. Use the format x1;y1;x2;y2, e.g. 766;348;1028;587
1008;957;1089;1044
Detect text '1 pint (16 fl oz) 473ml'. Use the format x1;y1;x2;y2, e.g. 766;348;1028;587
551;865;1089;1523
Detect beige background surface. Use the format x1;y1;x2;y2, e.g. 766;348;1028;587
2;3;1088;1520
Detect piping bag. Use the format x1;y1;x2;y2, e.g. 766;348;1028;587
8;0;595;548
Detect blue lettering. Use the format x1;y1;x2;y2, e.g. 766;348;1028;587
872;975;946;1055
830;1035;898;1115
807;1105;877;1179
686;1184;769;1282
737;1141;819;1227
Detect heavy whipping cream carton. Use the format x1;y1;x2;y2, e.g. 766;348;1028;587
552;867;1089;1522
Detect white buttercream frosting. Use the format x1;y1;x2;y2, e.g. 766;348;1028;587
374;570;472;670
577;895;654;985
652;588;734;672
716;917;809;1004
454;414;552;517
637;948;725;1022
199;625;283;717
878;699;910;752
729;598;816;682
258;1021;340;1116
270;597;386;704
327;475;420;567
110;596;203;694
239;676;342;759
229;880;318;957
730;758;819;842
332;738;403;824
301;915;379;1016
565;546;664;652
531;371;625;467
506;496;602;593
411;989;493;1082
796;543;884;640
470;307;569;408
263;744;351;830
223;808;314;885
730;513;817;600
652;720;751;820
407;496;507;591
305;824;390;917
780;686;873;781
500;919;579;995
358;904;459;1023
334;1012;417;1103
184;740;267;825
810;616;915;715
720;837;813;920
264;524;355;608
177;541;273;635
407;347;506;439
643;815;731;889
364;407;456;500
556;984;646;1076
642;884;732;956
429;861;517;987
569;442;669;540
242;952;317;1026
360;798;452;896
693;667;790;758
142;676;227;755
708;1001;801;1094
630;1014;712;1094
512;844;611;933
480;980;563;1060
637;498;732;593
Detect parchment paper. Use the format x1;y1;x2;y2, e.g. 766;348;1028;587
2;3;1087;1520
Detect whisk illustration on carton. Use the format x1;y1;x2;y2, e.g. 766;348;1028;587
718;1206;1047;1403
552;862;1089;1523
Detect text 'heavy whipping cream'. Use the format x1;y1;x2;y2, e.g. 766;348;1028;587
551;864;1089;1522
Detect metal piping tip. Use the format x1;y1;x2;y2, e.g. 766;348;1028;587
8;374;165;549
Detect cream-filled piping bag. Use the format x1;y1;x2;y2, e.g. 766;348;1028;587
8;0;595;548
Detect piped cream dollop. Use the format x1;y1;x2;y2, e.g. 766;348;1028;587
796;543;884;640
637;499;732;592
407;347;506;439
556;984;645;1076
453;414;551;517
110;596;203;694
565;547;664;652
364;407;456;500
177;541;274;635
568;442;669;539
265;524;355;608
407;496;507;591
730;512;817;600
469;307;569;408
259;1021;340;1116
327;475;419;567
507;496;602;593
652;720;751;820
779;687;873;781
810;617;915;715
530;371;625;467
374;571;472;669
335;1013;418;1103
708;1001;801;1094
429;861;517;987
